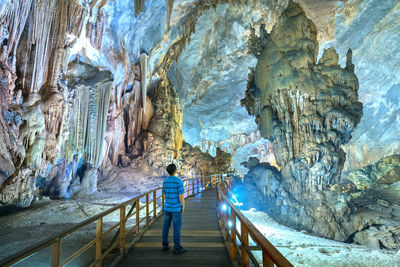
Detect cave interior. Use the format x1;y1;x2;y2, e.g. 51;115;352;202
0;0;400;266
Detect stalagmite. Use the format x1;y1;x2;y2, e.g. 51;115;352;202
241;1;369;244
134;0;146;17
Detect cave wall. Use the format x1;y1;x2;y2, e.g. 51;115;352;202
332;0;400;173
0;0;88;207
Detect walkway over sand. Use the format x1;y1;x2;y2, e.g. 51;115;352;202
119;188;232;267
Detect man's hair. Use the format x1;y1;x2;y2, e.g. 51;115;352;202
166;164;177;175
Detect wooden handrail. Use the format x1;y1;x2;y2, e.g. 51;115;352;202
217;180;293;267
0;173;235;267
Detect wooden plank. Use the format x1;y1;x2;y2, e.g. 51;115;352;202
230;212;237;261
134;242;226;248
95;218;102;267
140;236;225;244
60;239;95;266
144;229;222;237
263;249;275;267
135;200;140;237
50;238;61;267
153;191;157;218
241;223;249;267
120;206;126;255
146;194;150;226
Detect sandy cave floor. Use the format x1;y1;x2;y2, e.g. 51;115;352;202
0;165;165;266
242;209;400;267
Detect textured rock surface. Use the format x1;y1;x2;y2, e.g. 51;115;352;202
180;141;233;177
132;78;184;175
347;155;400;192
242;1;362;190
331;0;400;173
0;0;87;207
240;1;366;244
238;3;400;249
165;1;288;168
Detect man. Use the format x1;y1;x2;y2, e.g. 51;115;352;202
162;163;187;254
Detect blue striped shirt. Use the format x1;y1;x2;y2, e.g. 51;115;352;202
163;176;184;212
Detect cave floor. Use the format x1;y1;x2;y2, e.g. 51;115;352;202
242;209;400;267
0;192;139;266
0;165;165;266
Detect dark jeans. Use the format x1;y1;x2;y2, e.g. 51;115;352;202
162;210;182;250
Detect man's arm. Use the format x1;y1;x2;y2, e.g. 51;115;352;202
179;194;185;213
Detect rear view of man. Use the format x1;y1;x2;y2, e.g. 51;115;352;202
162;164;186;254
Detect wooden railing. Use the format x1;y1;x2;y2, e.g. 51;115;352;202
0;173;234;267
217;180;293;267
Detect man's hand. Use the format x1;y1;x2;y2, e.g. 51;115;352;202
179;194;185;213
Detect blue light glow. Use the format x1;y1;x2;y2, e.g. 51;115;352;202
222;204;228;211
231;193;243;207
228;220;233;228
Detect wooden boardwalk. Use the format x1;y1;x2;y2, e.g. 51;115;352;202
119;188;232;267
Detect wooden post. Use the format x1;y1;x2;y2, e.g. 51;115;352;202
135;200;140;237
95;218;103;267
197;178;200;193
230;212;237;260
263;250;274;267
153;190;157;218
224;206;229;241
241;223;249;267
146;194;150;226
192;179;195;195
50;238;61;267
120;206;126;255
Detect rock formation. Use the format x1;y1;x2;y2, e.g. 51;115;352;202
180;141;233;177
131;78;183;174
342;155;400;249
0;0;87;207
238;1;400;249
240;0;364;243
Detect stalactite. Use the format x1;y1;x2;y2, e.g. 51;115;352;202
140;53;148;123
68;65;113;168
134;0;146;17
87;80;112;167
86;9;106;51
166;0;175;29
1;0;86;95
153;0;246;78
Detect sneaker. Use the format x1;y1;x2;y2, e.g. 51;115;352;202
173;247;187;254
161;245;170;252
